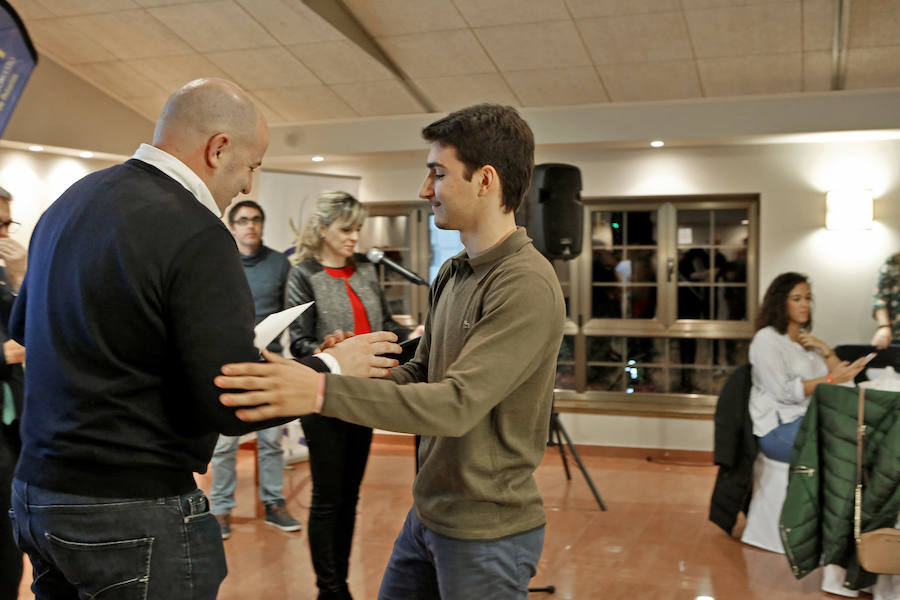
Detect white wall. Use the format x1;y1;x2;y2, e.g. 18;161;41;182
0;147;120;244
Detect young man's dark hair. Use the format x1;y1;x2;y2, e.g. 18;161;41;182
228;199;265;224
422;103;534;214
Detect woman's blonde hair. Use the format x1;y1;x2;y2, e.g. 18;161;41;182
293;191;368;263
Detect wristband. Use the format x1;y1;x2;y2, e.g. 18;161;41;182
877;324;891;330
826;374;834;385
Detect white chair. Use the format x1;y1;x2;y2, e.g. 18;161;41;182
741;452;788;553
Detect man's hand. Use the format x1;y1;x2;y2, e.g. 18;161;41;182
216;349;319;421
315;329;354;354
324;331;401;378
0;238;27;289
2;339;24;364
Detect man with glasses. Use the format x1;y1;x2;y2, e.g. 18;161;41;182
0;186;25;599
210;199;301;539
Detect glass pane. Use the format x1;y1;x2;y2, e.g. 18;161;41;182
558;335;575;362
623;365;666;393
587;366;624;391
677;284;711;319
591;211;624;247
587;336;624;362
669;338;713;366
669;368;713;394
713;339;750;367
592;249;623;282
713;286;747;321
626;249;656;283
714;209;749;246
677;210;711;245
592;285;622;319
625;211;657;245
555;365;576;390
718;248;747;283
625;338;665;364
678;248;712;284
625;286;657;319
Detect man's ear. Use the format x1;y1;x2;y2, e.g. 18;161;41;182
476;165;497;197
204;132;230;168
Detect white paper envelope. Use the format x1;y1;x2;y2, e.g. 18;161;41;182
252;302;313;351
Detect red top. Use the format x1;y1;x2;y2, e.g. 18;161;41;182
323;265;371;334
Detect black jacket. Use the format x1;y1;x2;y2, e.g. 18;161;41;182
10;159;323;499
709;364;758;533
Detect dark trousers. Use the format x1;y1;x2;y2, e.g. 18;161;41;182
301;413;373;599
1;422;22;599
10;480;226;600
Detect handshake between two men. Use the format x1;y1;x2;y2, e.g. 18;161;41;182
215;330;402;422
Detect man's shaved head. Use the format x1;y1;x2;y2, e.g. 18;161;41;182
153;78;259;151
152;78;269;213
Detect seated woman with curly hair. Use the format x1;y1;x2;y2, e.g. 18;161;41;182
749;272;869;462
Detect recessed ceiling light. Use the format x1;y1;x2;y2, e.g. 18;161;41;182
650;140;664;148
27;145;44;152
311;155;324;162
79;151;94;159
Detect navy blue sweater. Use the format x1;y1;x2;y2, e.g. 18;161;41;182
10;159;310;498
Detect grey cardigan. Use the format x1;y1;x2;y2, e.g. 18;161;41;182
286;254;407;358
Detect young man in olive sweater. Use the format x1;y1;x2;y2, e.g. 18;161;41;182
218;104;566;599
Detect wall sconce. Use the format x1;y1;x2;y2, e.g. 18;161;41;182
825;189;873;230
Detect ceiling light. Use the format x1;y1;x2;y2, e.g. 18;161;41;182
650;140;664;148
27;145;44;152
311;155;324;162
79;151;94;159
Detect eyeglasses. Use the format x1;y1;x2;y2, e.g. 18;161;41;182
233;216;263;226
0;220;20;233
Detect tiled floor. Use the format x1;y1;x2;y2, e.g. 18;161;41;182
18;440;839;599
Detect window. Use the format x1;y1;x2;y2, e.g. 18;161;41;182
554;195;758;418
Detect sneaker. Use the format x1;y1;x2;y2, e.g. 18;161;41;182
264;504;302;532
215;513;231;540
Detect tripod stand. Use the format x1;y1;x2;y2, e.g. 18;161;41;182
527;411;607;596
547;410;607;511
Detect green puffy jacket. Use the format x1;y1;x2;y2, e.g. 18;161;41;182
780;385;900;590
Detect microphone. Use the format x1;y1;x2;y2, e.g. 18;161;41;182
366;248;428;286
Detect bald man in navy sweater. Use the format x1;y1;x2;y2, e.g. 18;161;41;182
8;78;399;600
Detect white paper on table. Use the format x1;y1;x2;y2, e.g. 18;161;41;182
252;302;313;351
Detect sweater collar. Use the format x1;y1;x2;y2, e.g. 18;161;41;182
131;144;220;217
451;227;532;283
240;244;268;267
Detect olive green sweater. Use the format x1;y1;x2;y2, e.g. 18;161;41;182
321;228;565;539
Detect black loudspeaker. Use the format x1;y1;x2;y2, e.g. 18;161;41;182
516;163;583;260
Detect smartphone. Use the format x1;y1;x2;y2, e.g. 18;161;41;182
861;352;877;365
383;337;420;364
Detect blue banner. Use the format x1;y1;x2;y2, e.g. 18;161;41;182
0;1;36;137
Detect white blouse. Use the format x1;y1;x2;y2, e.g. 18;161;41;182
748;326;828;437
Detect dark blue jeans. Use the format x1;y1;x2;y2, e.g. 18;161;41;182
758;417;804;463
378;508;544;600
10;479;227;600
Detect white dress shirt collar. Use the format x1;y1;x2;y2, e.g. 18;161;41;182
131;144;220;217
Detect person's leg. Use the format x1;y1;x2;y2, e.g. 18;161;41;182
427;524;545;600
0;427;23;599
302;414;352;596
209;435;240;515
256;425;285;506
377;508;439;600
758;418;804;463
10;480;227;600
334;423;373;587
